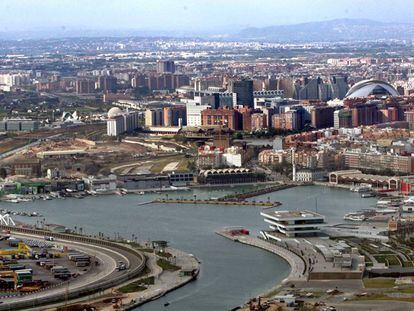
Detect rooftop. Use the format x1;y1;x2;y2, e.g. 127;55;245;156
261;210;324;220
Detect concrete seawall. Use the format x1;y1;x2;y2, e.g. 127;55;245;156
122;249;201;310
216;230;307;283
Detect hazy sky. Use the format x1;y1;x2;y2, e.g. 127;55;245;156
1;0;413;33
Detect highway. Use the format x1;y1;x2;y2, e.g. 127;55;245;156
0;230;145;310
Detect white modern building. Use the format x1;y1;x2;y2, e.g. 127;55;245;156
295;169;327;182
183;96;214;127
261;210;327;239
222;146;243;167
83;174;117;192
106;107;139;136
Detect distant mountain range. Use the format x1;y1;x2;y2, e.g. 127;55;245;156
2;18;414;42
235;18;414;42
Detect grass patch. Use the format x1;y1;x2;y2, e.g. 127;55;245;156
156;251;172;258
387;287;414;294
363;278;395;288
118;276;155;293
352;293;414;303
157;258;180;271
149;155;189;173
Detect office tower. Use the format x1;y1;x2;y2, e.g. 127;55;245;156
228;79;254;108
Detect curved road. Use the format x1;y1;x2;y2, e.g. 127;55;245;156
0;232;144;310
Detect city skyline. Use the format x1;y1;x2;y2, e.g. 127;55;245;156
1;0;414;37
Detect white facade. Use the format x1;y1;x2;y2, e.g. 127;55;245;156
83;175;117;192
261;210;327;238
107;116;124;136
184;96;213;127
222;146;243;167
106;109;139;137
295;170;326;182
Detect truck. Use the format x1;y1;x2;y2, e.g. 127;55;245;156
75;261;90;267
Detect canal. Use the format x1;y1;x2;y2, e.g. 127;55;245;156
3;185;376;310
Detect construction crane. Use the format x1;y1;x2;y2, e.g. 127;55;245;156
0;242;32;257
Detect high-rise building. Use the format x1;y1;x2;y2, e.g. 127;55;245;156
311;106;335;129
131;74;146;88
228;79;254;108
163;106;187;127
334;109;353;128
294;76;349;101
272;108;303;131
251;113;268;131
404;110;414;123
156;60;175;74
236;107;252;131
350;102;378;126
145;108;164;127
98;75;117;92
75;79;95;94
185;96;217;127
106;107;139;136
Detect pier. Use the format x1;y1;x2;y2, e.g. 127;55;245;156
215;228;307;282
219;183;295;201
153;198;281;207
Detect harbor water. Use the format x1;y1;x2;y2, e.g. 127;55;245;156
3;185;376;310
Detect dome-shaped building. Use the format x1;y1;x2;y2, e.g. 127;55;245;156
107;107;123;118
345;79;399;98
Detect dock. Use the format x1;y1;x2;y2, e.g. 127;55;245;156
219;183;295;201
152;198;281;207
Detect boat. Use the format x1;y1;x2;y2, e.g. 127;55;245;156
344;208;398;222
344;214;366;221
402;205;414;213
4;199;19;203
376;198;402;208
170;186;190;191
350;184;372;192
361;192;375;198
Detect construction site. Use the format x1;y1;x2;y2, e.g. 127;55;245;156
0;131;194;179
